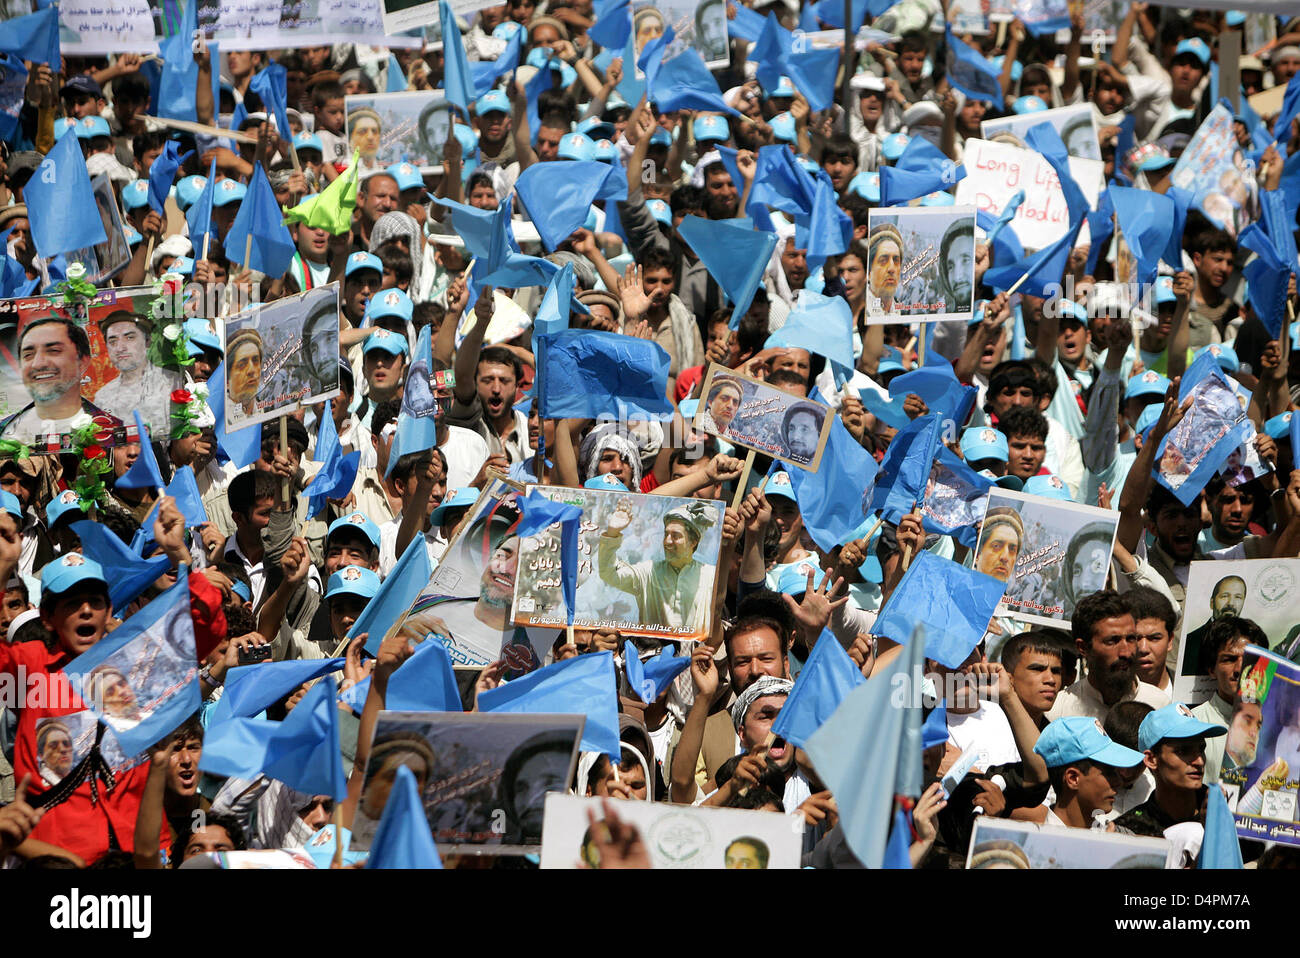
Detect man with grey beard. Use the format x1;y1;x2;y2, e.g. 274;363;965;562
1046;590;1171;723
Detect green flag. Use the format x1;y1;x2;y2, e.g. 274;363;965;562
284;151;360;234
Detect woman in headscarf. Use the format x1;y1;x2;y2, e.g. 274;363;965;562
368;210;423;299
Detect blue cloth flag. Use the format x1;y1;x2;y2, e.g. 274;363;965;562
186;158;222;257
870;414;943;526
751;13;840;112
210;658;347;722
887;365;976;426
1108;186;1175;289
147;140;191;216
209;361;262;466
65;569;200;755
0;6;59;66
440;0;476;115
358;534;436;655
24;134;108;259
919;446;994;548
1198;783;1243;869
516;160;621;251
883;807;913;868
157;0;201;122
471;28;523;95
983;215;1083;298
367;765;443;868
515;490;582;625
538;328;674;421
873;552;1007;668
71;520;172;616
588;0;632;51
224;164;295;276
386;53;407;93
479;650;621;757
249;62;292;146
642;30;736;114
676;215;778;329
305;400;361;517
771;633;866;748
117;411;166;490
388;638;462;712
534;262;588;337
624;640;690;704
945;26;1002;104
766;290;854;384
783;417;880;552
386;324;440;479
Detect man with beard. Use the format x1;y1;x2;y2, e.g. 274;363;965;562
974;508;1023;584
499;730;580;845
866;223;903;317
92;311;183;436
1;319;122;444
937;218;974;314
1047;590;1170;722
1180;574;1247;678
225;327;265;427
1114;702;1225;838
780;402;824;464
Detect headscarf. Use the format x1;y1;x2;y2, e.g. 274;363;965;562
763;221;799;308
730;676;794;731
369;211;423;294
578;423;643;490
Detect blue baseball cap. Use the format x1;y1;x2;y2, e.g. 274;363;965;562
603;92;632;115
54;117;79;140
1154;275;1177;305
386;162;424;192
991;54;1022;83
1264;411;1293;440
0;491;22;522
212;178;247;206
1135;403;1161;436
184;318;223;357
326;565;381;601
646;198;672;226
770;112;796;144
1124;369;1170;401
1138;702;1226;753
121;179;150;210
1012;95;1048;115
1023;473;1073;501
293;131;324;154
475;88;511;116
1034;716;1145;769
42;551;107;596
775;560;825;597
881;132;909;161
920;190;954;206
1174;38;1211;67
76;115;111;140
1225;10;1246;26
430;486;479;525
362;326;410;356
493;20;523;40
592;139;617;163
679;398;699;419
558;132;596;161
231;581;252;603
765;468;797;501
877;357;905;376
795;156;820;176
1058;298;1089;324
327;511;382;549
176;175;208;211
578;116;616;141
693;114;730;144
961;426;1007;463
345;250;384;278
847;170;880;202
649;127;672;148
584;473;628;490
365;287;414;323
1195;342;1239;373
763;75;795;99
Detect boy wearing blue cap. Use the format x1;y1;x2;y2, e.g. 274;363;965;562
1113;702;1226;838
1033;716;1145;828
326;565;380;644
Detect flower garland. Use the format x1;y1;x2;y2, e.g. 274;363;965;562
147;272;195;369
68;417;117;510
51;262;97;319
170;388;204;440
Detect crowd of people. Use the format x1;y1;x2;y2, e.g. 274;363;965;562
0;0;1299;871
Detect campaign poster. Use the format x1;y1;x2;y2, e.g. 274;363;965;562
943;0;989;36
973;488;1119;629
1168;103;1258;237
345;90;451;177
64;174;133;286
64;570;199;755
223;284;340;433
864;207;978;325
956;138;1104;250
380;0;494;37
539;794;803;869
980;103;1103;162
1154;367;1252;506
632;0;729;71
966;817;1172;869
1173;559;1300;703
1052;0;1121;46
351;711;584;854
394;476;560;675
34;710;146;786
1219;646;1300;847
693;363;832;470
510;485;724;643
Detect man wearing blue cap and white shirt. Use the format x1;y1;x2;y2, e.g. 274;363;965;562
1033;716;1145;828
1113;701;1225;838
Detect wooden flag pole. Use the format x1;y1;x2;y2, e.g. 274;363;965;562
731;448;756;510
145;233;156;277
333;805;344;868
899;504;922;571
279;415;291;502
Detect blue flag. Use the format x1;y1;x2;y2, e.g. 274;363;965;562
210;658;347;722
386;53;407;93
880;137;965;206
727;3;766;41
0;6;59;66
1260;188;1299;282
945;25;1002;103
919;445;994;549
24;134;107;259
1025;122;1089;223
249;62;291;145
883;807;913;868
870;414;943;526
0;54;26;143
200;676;348;800
534;262;588;337
71;520;172;616
116;411;165;490
1085;187;1115;275
803;623;925;868
148;140;191;216
1198;783;1243;869
873;552;1006;668
623;641;689;704
367;764;443;868
751;12;840;112
749;144;818;215
983;215;1084;298
516;160;621;251
480;650;621;757
1271;71;1300;144
388;638;462;712
795;170;852;270
783;417;880;552
515;490;582;625
715;146;776;231
766;290;854;384
440;0;475;116
208;361;261;467
982;190;1025;266
645;39;736;114
224;163;295;276
65;569;200;755
157;0;201;122
386;324;440;479
358;534;436;655
676;215;778;329
538;328;674;421
524;57;554;146
887;364;976;426
143;465;209;531
771;633;866;748
186;158;222;258
588;0;632;50
305;402;360;517
1239;224;1289;338
471;28;523;95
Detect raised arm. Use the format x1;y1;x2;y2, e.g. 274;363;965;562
1116;381;1189;554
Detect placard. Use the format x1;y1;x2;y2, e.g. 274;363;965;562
966;817;1172;868
345;90;451;176
1168;102;1258;238
693;363;832;469
980;102;1103;162
864;206;978;324
64;173;133;287
632;0;730;71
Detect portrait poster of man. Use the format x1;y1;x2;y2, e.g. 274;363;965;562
965;817;1171;869
64;571;199;755
539;794;802;869
510;485;724;643
1217;647;1300;846
632;0;730;70
395;476;559;677
34;711;144;788
223;284;340;433
1173;558;1300;702
972;488;1119;629
692;364;832;469
1155;367;1252;503
979;103;1103;162
351;711;584;854
864;207;977;325
63;174;132;286
345;91;451;174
